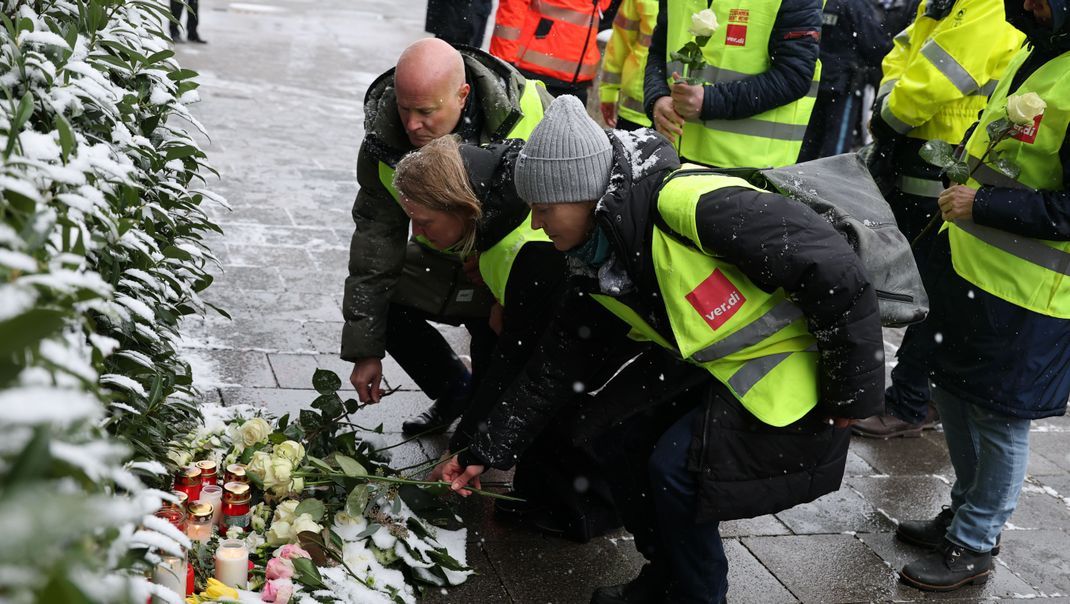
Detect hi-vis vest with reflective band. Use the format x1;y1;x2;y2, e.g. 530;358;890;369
491;0;609;85
946;47;1070;318
479;212;552;305
665;0;820;168
599;0;658;126
591;169;819;426
378;78;547;252
877;0;1023;143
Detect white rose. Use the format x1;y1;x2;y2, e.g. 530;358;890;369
688;9;718;37
288;476;304;494
238;417;272;448
332;512;368;541
273;500;301;525
166;448;192;467
266;520;294;545
247;451;276;487
1007;92;1046;126
267;457;295;496
226;526;244;540
274;441;305;464
291;514;323;537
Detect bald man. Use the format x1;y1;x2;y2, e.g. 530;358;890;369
341;39;552;435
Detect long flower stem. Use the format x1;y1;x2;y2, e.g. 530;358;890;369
294;470;522;501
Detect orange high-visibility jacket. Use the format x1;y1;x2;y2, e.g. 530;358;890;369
491;0;611;85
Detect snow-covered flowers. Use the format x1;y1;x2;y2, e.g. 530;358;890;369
266;502;324;546
246;446;304;497
688;9;719;37
1006;92;1046;125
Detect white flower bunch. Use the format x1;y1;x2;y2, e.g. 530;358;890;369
266;500;323;545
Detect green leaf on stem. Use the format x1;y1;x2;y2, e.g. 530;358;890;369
986;117;1012;142
294;498;326;522
918;139;956;169
312;368;342;394
291;556;327;589
311;393;343;418
335;454;367;477
346;484;370;516
946;161;971;184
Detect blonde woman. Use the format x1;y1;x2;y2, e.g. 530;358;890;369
394;136;623;542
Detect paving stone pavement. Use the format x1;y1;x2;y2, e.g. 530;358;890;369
175;1;1070;601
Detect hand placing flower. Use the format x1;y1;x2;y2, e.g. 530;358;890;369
1006;92;1046;126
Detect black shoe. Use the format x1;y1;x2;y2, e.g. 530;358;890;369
897;507;1000;555
899;539;993;592
591;563;670;604
401;399;463;435
493;491;539;519
187;35;207;44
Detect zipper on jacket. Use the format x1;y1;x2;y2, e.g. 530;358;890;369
875;289;914;303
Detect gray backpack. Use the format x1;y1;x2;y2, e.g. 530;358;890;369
757;152;928;327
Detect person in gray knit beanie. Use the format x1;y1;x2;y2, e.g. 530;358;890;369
514;95;613;204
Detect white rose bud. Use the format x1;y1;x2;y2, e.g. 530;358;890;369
238;417;272;448
246;451;276;486
273;500;300;525
291;514;323;537
1006;92;1046;126
688;9;719;37
274;440;305;464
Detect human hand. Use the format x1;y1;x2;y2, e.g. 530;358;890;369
427;453;452;483
600;102;618;128
462;254;484;286
653;96;684;143
440;455;483;497
670;72;703;121
350;357;383;404
488;302;504;335
938;185;977;221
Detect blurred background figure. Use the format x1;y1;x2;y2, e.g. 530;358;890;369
170;0;206;44
800;0;890;160
490;0;613;104
598;0;658;131
425;0;495;47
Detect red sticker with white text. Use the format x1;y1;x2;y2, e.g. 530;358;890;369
725;24;747;46
685;269;747;331
1011;114;1043;144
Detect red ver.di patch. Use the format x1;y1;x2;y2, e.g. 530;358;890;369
725;23;747;46
686;269;747;330
1011;113;1043;144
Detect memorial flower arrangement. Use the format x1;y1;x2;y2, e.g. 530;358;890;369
158;369;505;604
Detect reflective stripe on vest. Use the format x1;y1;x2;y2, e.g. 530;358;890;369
664;0;819;168
614;13;639;30
592;168;819;426
540;2;596;26
920;40;981;96
478;212;551;305
519;48;599;80
897;175;945;198
947;46;1070;318
618;95;653;126
494;24;521;40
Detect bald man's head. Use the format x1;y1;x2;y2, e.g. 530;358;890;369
394;39;471;148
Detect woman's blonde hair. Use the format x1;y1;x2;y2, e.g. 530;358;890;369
393;135;482;256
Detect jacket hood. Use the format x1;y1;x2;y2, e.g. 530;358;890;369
459;139;530;251
1005;0;1070;48
362;46;534;166
593;128;680;279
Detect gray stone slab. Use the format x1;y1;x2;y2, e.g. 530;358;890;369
223;244;315;270
276;266;347;296
185;348;277;388
220;223;344;249
1032;412;1070;433
774;485;894;535
206;290;341;323
850;433;955;477
483;536;644;603
844;449;878;477
287;207;355;229
992;530;1070;596
302;321;349;355
724;538;797;604
184;318;317;352
1006;484;1070;531
310;247;353;274
845;476;952;527
744;534;895;603
207;205;293;226
209;265;286;292
266;353;320;391
1030;432;1070;473
857;532;1037;601
1032;473;1070;505
720;515;792;538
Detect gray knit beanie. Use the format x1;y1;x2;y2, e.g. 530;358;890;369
514;95;613;204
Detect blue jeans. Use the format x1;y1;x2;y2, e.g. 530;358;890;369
650;407;728;604
933;386;1031;552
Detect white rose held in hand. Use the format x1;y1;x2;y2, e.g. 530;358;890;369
1006;92;1046;125
688;9;719;37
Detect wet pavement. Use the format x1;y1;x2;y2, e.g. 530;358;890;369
176;1;1070;601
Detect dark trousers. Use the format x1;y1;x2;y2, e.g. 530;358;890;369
591;392;727;604
885;153;943;423
800;87;864;161
426;0;493;47
384;303;495;403
169;0;200;39
616;116;647;132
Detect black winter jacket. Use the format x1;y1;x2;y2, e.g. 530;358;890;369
644;0;822;122
463;128;884;520
924;0;1070;419
818;0;892;93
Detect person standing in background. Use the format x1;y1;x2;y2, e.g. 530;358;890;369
599;0;659;130
426;0;495;47
170;0;206;44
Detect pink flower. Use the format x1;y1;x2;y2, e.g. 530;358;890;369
261;578;294;603
265;556;295;580
274;544;311;560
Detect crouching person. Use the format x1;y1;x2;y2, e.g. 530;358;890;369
440;95;886;603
